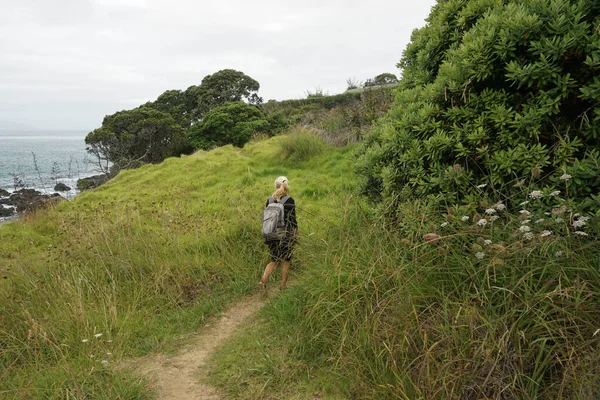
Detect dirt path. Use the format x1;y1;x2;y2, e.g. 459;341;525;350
129;291;268;400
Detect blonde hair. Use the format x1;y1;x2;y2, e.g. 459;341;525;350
272;176;289;200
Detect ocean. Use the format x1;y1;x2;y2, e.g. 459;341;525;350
0;130;96;196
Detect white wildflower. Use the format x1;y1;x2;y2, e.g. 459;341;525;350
529;190;543;199
490;215;500;222
521;219;531;225
544;212;551;216
440;222;449;228
495;203;506;211
574;231;589;236
94;333;102;338
555;251;563;257
540;230;552;238
535;219;545;224
560;173;571;180
477;184;487;189
461;216;470;222
573;219;587;228
519;225;531;232
555;218;564;223
477;219;488;227
483;240;492;246
524;232;534;240
485;208;497;215
574;213;580;218
101;360;109;367
475;252;486;260
550;190;561;197
520;209;531;216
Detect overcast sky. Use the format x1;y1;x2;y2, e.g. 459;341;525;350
0;0;436;131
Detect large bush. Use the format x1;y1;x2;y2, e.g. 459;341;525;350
358;0;600;211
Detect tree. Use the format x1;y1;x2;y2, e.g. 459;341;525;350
196;69;262;115
187;102;269;150
363;73;398;87
85;107;188;171
146;70;263;125
358;0;600;208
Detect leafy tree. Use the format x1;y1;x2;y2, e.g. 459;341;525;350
196;69;262;115
358;0;600;209
146;70;262;125
364;73;398;87
85;107;188;171
188;102;268;149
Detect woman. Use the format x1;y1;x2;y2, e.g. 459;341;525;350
259;176;298;291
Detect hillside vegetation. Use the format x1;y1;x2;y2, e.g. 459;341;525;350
0;132;356;399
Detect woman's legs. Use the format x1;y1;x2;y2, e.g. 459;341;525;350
260;261;278;287
280;261;291;289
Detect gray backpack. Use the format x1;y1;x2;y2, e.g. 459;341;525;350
262;196;290;242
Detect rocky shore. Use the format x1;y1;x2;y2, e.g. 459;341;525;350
0;173;111;224
0;189;65;218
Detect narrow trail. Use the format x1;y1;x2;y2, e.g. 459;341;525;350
129;291;270;400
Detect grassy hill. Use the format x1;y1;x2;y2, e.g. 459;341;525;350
0;131;356;399
2;129;599;399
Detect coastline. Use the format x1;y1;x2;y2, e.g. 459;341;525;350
0;172;105;228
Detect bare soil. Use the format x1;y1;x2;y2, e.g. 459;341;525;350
128;291;268;399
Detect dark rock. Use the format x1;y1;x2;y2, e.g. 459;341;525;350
0;206;15;217
54;183;72;191
0;189;9;197
77;174;110;191
6;189;64;213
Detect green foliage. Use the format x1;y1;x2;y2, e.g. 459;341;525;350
85;107;188;171
359;0;600;209
263;92;362;115
88;69;265;168
263;87;395;146
195;69;262;114
363;72;398;87
187;101;269;149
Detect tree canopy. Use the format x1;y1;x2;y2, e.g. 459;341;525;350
85;107;187;171
86;69;265;170
196;69;262;114
364;73;398;87
188;101;269;150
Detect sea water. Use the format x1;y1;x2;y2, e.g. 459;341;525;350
0;130;96;196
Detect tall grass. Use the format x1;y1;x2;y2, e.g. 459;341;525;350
210;195;600;399
0;137;356;398
279;128;327;162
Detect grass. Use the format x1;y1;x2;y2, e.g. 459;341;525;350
2;130;600;399
208;195;600;399
0;136;357;399
279;127;327;162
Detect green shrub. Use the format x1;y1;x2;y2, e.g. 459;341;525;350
279;129;328;162
358;0;600;211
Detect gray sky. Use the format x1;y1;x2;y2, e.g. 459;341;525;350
0;0;436;131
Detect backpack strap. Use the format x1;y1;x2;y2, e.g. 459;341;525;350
269;195;290;204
